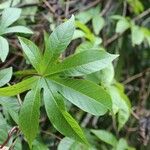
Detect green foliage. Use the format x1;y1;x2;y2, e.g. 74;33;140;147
0;16;117;148
91;130;135;150
0;8;33;62
127;0;144;14
19;84;41;148
0;1;149;149
0;67;12;87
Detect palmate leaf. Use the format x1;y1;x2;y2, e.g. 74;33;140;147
0;14;119;148
19;82;41;148
46;50;118;76
49;77;112;116
43;79;88;144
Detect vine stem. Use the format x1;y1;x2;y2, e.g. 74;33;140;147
0;126;19;149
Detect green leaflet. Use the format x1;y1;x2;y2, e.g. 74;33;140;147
0;113;8;143
19;82;41;148
107;85;130;130
49;77;112;116
32;140;49;150
0;36;9;62
0;77;39;96
0;8;33;62
92;15;105;35
19;37;43;73
43;79;87;144
131;25;144;45
46;50;118;76
42;16;75;73
0;67;12;87
0;96;20;124
58;137;94;150
0;8;21;28
4;26;33;34
91;130;118;147
116;19;130;33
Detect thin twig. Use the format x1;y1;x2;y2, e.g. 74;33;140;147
101;0;112;16
17;94;23;106
0;126;19;149
1;55;18;69
65;0;69;18
16;3;39;8
123;68;150;84
80;0;102;12
41;130;62;140
123;1;127;16
133;8;150;22
10;0;14;7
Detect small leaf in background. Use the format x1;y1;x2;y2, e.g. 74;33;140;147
76;6;100;24
1;8;21;28
32;139;49;150
76;11;92;24
115;138;128;150
116;18;130;33
4;26;33;34
0;113;8;143
107;85;130;130
58;137;75;150
141;27;150;46
58;137;94;150
0;96;20;124
0;67;12;87
73;29;85;40
19;85;41;148
92;15;105;35
91;130;118;147
131;25;144;45
76;41;95;53
0;36;9;62
127;0;144;14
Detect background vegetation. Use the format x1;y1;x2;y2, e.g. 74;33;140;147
0;0;150;149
